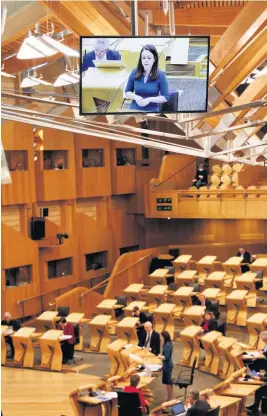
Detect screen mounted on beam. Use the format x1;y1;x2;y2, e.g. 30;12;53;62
80;36;210;115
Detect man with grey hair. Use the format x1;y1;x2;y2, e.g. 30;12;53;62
82;38;121;71
1;312;21;358
186;390;210;415
138;321;160;356
248;331;267;372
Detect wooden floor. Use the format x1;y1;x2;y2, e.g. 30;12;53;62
1;367;101;416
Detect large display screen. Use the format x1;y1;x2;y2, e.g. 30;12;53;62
80;36;210;115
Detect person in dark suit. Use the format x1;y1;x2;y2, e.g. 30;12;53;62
248;331;267;373
237;246;251;273
82;38;121;72
246;373;267;416
138;321;160;356
1;312;21;359
193;294;212;310
186;390;210;416
192;164;208;189
132;306;148;342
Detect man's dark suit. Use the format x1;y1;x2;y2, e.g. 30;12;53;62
186;399;210;416
82;50;121;71
194;298;212;310
138;330;160;356
237;250;251;273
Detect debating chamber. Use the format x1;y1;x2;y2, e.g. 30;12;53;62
1;1;267;415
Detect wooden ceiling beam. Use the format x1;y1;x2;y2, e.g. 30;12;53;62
39;1;130;36
210;1;267;80
152;6;243;27
213;27;267;106
114;1;156;35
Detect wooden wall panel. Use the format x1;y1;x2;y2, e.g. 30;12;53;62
1;206;20;232
74;134;112;198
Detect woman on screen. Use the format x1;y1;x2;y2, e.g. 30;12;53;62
124;44;169;112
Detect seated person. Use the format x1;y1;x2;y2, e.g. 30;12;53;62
200;312;218;334
246;373;267;416
248;331;267;373
186;390;210;416
56;317;75;364
237;246;251;273
191;164;208;189
138;321;160;356
193;294;212;310
82;38;121;72
124;374;148;413
1;312;21;359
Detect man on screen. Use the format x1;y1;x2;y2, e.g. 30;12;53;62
82;38;121;72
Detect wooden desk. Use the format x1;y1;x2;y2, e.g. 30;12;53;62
158;254;174;261
183;305;205;327
39;329;63;371
216;383;260;412
147;285;168;310
172;286;194;318
96;299;118;320
107;339;128;376
226;289;248;326
123;301;146;317
197;255;217;282
201;288;221;301
153;303;176;340
12;327;36;368
247;312;267;349
66;313;85;351
88;315;112;353
251;258;267;288
235;273;257;307
148;269;169;285
217;337;237;379
180;325;202;367
208;394;242;416
205;271;227;305
36;311;58;331
175;270;197;287
116;317;139;345
222;256;243;285
173;255;192;275
200;331;224;375
123;283;144;302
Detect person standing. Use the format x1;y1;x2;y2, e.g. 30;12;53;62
158;331;174;401
57;317;75;364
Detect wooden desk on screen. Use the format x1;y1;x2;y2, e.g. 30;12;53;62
217;337;237;379
107;339;128;376
123;301;147;317
200;331;224;375
88;315;112;353
66;312;85;351
205;271;227;305
116;317;139;345
173;255;192;275
147;285;168;310
12;327;36;368
235;273;257;307
153;303;176;340
226;289;248;326
197;256;217;283
175;270;197;287
172;286;193;318
39;329;63;371
149;269;169;285
183;305;205;327
36;311;58;331
215;383;260;413
123;283;144;302
180;325;202;367
247;312;267;349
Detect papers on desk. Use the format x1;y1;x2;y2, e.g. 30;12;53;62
246;351;262;357
123;344;141;350
145;364;162;372
59;335;72;341
4;329;14;336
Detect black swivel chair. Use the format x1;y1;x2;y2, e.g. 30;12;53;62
159;91;179;112
207;406;220;415
117;392;144;416
171;357;197;398
57;306;70;317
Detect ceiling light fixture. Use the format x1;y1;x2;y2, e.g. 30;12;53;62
1;70;15;78
53;72;79;87
17;33;79;60
20;75;52;88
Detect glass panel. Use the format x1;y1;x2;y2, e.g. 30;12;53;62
82;149;104;167
5;150;28;171
5;265;32;288
48;258;72;279
43;150;68;170
116;149;136;166
85;251;107;271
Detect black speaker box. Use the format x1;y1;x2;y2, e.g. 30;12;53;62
30;217;45;240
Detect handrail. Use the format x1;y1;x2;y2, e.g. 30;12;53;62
17;273;109;319
80;252;154;303
153;159;196;187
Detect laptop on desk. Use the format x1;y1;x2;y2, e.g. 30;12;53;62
171;402;187;416
93;60;126;68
